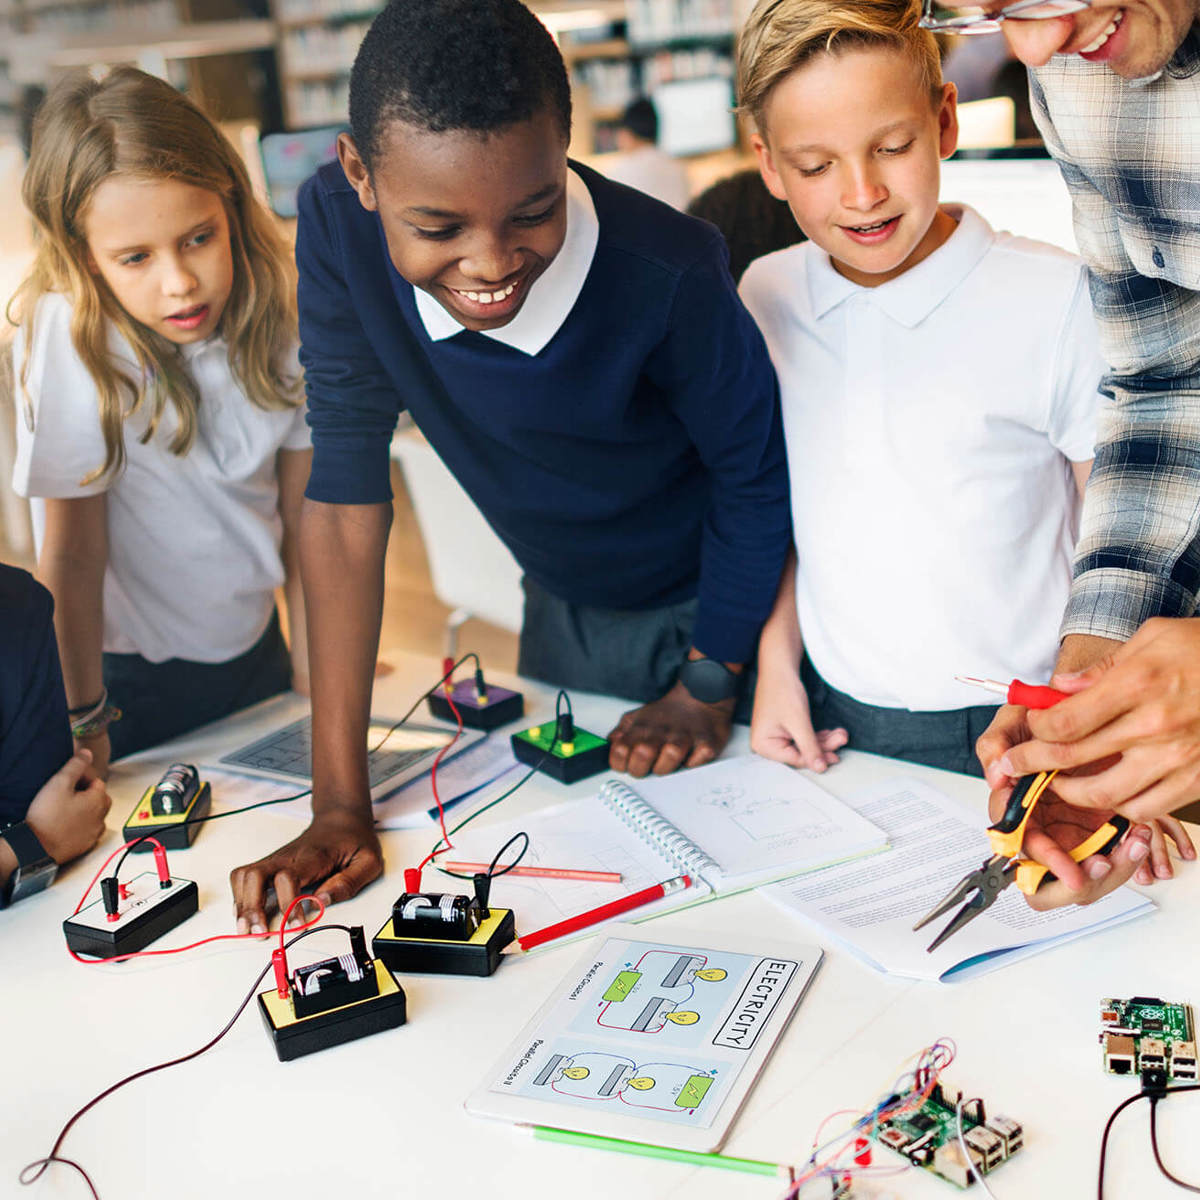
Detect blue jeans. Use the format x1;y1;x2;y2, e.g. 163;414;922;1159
104;611;292;761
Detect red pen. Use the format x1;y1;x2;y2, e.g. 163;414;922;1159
516;875;692;952
956;675;1069;709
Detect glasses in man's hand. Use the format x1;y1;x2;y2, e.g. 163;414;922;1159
919;0;1091;34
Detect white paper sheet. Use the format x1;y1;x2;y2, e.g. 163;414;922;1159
760;777;1154;982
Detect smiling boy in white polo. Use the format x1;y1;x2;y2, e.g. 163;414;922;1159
737;0;1103;777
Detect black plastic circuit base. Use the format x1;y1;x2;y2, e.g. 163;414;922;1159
428;681;525;730
258;959;407;1062
373;907;515;976
511;727;611;783
122;781;212;850
63;877;199;958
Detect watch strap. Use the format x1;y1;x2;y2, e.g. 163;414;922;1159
1;821;56;908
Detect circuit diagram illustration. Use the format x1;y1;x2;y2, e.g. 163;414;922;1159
533;1050;717;1113
596;949;728;1033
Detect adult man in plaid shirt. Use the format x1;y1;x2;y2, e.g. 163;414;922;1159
920;0;1200;906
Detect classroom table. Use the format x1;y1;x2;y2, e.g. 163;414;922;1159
4;652;1197;1200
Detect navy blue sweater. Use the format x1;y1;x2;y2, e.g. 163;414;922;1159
0;566;71;824
296;160;790;662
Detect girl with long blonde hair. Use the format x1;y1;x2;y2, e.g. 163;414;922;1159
11;66;310;774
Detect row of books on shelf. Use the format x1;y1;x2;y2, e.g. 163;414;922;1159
626;0;734;45
281;19;371;75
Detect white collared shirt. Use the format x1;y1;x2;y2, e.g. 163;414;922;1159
740;205;1103;711
13;293;310;664
413;167;599;356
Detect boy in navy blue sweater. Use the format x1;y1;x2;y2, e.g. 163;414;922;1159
230;0;790;928
0;565;110;906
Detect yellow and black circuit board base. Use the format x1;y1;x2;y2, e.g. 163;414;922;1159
511;724;610;784
428;680;524;730
372;907;515;976
122;781;212;850
258;959;407;1062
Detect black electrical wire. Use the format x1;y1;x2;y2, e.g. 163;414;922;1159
1098;1083;1200;1198
178;655;483;830
486;831;531;879
1149;1090;1200;1193
20;924;356;1199
432;690;572;879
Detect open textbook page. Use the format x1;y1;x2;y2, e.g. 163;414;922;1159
760;777;1154;983
450;755;887;948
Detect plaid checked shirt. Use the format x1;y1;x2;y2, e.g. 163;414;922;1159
1030;24;1200;641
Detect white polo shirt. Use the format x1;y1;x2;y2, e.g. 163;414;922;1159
13;292;310;664
740;205;1102;711
413;166;600;355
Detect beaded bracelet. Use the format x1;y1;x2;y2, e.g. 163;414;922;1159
70;688;122;740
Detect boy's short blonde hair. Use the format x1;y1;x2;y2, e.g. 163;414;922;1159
737;0;942;134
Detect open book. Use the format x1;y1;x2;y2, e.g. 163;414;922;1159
760;776;1155;983
449;755;888;947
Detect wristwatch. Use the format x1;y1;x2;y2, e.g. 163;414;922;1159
677;656;741;705
0;821;57;908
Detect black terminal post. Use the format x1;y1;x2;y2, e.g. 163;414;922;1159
473;872;492;920
474;666;488;703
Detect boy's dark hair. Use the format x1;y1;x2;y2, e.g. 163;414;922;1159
687;169;805;283
349;0;572;170
620;97;658;143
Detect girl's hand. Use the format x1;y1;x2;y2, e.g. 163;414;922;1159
750;664;847;773
73;729;111;780
26;749;112;865
1132;814;1195;886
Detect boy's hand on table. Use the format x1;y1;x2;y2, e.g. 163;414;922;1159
607;683;735;778
750;664;848;773
24;749;111;865
230;809;382;933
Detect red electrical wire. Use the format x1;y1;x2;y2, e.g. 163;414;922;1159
66;838;326;966
414;687;464;874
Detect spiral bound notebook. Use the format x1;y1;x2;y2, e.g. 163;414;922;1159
451;755;888;947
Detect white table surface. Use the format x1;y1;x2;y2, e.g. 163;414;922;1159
4;652;1197;1200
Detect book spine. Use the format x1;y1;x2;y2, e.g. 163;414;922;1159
598;780;718;884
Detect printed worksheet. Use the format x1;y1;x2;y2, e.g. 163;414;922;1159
468;928;822;1150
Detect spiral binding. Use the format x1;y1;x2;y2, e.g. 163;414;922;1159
598;779;719;886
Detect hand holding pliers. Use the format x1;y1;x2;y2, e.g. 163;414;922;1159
913;770;1131;952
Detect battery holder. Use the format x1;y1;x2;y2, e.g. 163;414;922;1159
258;956;407;1062
63;871;199;957
373;905;515;976
427;678;524;730
123;780;212;850
511;720;610;784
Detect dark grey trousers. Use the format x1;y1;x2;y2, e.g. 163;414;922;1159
801;656;996;778
516;576;754;721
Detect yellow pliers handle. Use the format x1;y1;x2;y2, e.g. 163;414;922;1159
988;769;1132;895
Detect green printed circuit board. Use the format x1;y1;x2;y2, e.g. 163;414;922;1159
1101;997;1196;1080
872;1084;1022;1188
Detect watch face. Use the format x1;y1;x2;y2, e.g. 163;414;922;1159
679;658;739;704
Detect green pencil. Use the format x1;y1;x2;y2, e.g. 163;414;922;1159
530;1125;795;1179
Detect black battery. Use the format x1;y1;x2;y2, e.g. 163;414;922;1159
150;764;201;816
392;891;481;942
292;951;379;1019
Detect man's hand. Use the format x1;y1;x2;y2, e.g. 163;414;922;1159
608;682;734;777
990;620;1200;822
25;749;111;865
750;664;848;772
229;809;382;933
